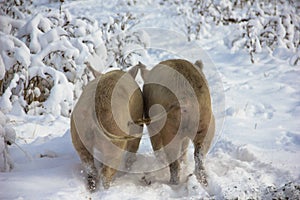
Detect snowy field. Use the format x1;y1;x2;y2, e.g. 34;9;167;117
0;0;299;199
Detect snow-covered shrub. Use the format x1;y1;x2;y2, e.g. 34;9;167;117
24;66;74;116
99;12;150;69
0;2;107;116
116;0;137;6
0;111;16;172
226;0;300;64
265;182;300;199
0;0;152;116
0;32;30;113
174;0;215;41
168;0;299;64
0;0;33;21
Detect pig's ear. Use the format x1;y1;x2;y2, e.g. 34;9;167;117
194;60;203;71
85;61;102;77
128;62;149;80
137;62;150;81
127;64;140;79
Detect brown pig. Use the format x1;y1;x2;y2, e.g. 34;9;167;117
140;59;215;186
71;64;143;191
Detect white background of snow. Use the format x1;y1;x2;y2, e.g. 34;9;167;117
0;0;299;199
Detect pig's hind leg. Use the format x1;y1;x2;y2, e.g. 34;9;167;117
71;123;98;192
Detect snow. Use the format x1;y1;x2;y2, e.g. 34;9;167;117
0;0;299;199
0;110;16;172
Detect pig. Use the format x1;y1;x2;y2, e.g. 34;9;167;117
140;59;215;186
71;63;143;191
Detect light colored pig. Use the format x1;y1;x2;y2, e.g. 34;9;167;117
140;59;215;186
71;64;143;191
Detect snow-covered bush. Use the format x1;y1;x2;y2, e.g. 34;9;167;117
175;0;215;41
0;1;107;116
0;111;16;172
265;182;300;199
0;1;151;116
169;0;299;64
223;0;300;64
99;12;150;69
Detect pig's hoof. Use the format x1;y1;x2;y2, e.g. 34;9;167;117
102;180;110;190
87;175;97;192
141;176;151;185
195;170;208;187
170;176;179;185
125;155;136;171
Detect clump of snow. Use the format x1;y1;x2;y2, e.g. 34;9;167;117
0;111;16;172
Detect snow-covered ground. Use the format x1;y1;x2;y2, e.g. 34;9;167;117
1;0;299;199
